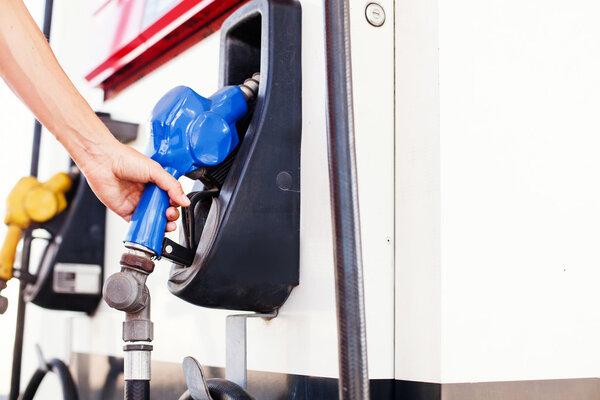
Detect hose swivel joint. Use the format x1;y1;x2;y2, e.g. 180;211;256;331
103;243;154;342
238;73;260;102
103;244;153;314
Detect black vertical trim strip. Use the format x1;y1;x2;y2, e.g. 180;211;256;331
394;380;441;400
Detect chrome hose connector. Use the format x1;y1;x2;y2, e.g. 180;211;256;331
238;73;260;102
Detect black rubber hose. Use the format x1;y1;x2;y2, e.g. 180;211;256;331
207;379;254;400
20;368;45;400
323;0;370;399
20;358;78;400
178;378;254;400
125;380;150;400
49;358;79;400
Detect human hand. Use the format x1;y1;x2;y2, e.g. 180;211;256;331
78;139;190;232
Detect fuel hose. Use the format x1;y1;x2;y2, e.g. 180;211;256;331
125;380;150;400
20;358;78;400
177;378;254;400
323;0;370;398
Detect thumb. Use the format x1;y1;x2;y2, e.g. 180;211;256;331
149;163;190;207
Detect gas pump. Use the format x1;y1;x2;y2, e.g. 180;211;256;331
0;172;72;312
103;0;301;398
1;169;108;400
0;170;107;314
103;75;262;399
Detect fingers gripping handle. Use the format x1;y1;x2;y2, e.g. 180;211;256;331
124;184;171;256
0;225;23;282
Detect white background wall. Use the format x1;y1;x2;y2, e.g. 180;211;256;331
439;0;600;383
394;0;442;384
392;0;600;386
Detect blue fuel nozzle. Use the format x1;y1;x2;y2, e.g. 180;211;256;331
124;76;259;256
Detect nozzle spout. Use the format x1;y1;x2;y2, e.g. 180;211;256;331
238;73;260;102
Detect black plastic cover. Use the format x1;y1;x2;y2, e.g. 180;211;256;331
97;112;138;144
168;0;302;312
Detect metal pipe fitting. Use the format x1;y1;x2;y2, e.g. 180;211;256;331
238;73;260;102
103;243;154;312
103;271;148;313
103;242;155;400
124;343;153;380
123;294;153;342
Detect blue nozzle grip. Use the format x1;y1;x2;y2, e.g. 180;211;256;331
124;183;171;256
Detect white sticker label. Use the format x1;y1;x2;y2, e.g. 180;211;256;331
53;263;102;295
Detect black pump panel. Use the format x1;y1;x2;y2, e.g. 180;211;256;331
168;0;302;313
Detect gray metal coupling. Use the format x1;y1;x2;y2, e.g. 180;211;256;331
239;73;260;102
123;318;154;342
103;272;149;313
124;343;153;381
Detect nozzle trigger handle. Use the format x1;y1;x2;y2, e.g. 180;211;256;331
124;182;172;256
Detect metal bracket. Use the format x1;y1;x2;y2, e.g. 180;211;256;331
161;238;195;266
162;189;219;266
225;311;277;388
35;343;49;372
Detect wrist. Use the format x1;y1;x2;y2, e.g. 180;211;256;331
69;130;121;175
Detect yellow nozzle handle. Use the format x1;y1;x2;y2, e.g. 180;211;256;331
0;172;72;284
24;173;72;222
0;225;23;282
43;172;72;194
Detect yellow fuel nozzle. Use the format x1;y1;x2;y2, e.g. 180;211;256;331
0;172;72;314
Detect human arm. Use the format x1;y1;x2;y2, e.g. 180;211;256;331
0;0;188;229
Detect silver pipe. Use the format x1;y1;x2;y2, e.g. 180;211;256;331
124;349;152;381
